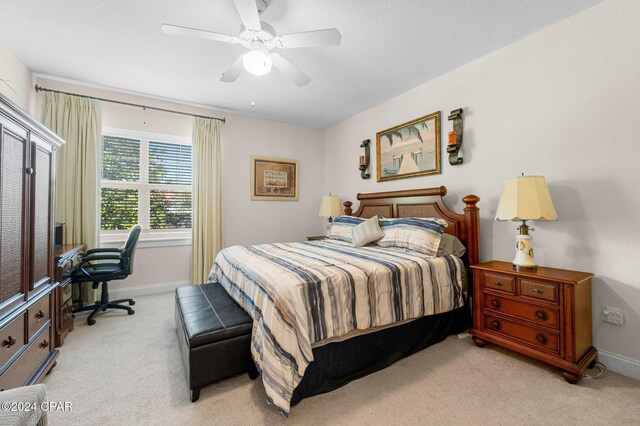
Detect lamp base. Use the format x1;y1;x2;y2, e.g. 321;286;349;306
512;223;536;269
325;216;334;237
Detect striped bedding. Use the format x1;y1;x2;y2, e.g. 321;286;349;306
208;239;465;415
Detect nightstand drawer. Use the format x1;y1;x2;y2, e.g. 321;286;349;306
483;294;560;329
519;279;558;304
484;314;559;354
483;272;515;294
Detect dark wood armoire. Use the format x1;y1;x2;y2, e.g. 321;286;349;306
0;94;60;389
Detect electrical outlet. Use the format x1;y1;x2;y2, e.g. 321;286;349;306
601;307;624;325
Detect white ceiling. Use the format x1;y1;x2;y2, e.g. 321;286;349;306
0;0;601;128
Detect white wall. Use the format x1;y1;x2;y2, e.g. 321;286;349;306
324;0;640;376
0;38;34;114
34;76;324;294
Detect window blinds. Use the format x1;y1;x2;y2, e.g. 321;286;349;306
149;141;192;185
102;136;140;181
100;133;192;232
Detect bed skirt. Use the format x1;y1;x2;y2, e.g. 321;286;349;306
290;303;470;406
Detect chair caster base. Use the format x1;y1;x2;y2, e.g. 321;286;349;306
128;309;135;315
87;319;96;326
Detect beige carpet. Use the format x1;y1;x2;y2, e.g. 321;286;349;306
43;292;640;425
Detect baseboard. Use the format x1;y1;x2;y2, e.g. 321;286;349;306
598;350;640;380
109;280;189;300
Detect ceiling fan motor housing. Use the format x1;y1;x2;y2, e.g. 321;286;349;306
239;21;276;50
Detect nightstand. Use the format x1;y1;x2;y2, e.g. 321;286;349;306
307;236;327;241
470;261;597;384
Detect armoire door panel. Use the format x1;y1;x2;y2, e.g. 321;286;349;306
31;141;54;291
0;125;28;309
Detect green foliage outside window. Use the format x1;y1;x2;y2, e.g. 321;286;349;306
150;190;192;229
101;188;138;230
102;136;140;181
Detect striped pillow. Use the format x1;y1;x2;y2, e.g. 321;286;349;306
327;215;365;243
378;217;448;257
352;215;384;247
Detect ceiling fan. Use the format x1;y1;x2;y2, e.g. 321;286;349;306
161;0;342;86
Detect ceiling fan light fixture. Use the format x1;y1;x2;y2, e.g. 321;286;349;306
243;50;272;76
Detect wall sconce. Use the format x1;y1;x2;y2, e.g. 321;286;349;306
447;108;463;165
359;139;371;179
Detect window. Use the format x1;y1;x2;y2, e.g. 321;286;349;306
100;129;192;240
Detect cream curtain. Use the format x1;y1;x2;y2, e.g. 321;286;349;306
191;117;222;284
42;92;101;302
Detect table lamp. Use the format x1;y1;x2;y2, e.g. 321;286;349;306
318;195;343;235
495;175;557;268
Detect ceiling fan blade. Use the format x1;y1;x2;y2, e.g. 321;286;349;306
220;55;245;83
276;28;342;49
271;53;311;87
161;24;238;44
233;0;262;31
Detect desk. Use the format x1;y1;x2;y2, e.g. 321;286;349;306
53;244;85;347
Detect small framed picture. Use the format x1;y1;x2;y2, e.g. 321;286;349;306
250;155;299;201
376;112;441;182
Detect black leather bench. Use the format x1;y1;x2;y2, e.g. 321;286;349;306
175;283;258;402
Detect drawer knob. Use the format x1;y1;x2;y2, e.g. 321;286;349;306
3;336;16;349
535;310;547;320
532;288;543;294
491;320;501;330
35;310;45;320
536;334;547;344
41;340;49;349
494;280;502;286
491;300;500;309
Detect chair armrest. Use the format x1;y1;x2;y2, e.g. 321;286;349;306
81;254;121;263
85;247;121;255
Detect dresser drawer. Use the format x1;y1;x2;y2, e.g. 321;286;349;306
59;280;72;305
483;272;515;294
483;294;560;329
519;278;558;304
27;294;51;342
0;325;51;391
0;315;25;371
60;300;73;330
484;314;559;355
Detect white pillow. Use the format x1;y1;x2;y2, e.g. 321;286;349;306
352;215;384;247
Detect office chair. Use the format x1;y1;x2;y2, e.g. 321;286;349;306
71;225;142;325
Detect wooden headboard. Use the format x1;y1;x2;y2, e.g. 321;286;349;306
343;186;480;267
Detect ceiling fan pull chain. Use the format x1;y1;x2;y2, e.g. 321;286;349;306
251;75;255;107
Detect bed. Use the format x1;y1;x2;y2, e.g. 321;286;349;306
209;186;480;415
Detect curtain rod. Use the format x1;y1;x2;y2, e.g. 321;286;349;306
34;84;226;123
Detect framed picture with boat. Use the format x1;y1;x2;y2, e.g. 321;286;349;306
376;112;441;182
250;155;300;201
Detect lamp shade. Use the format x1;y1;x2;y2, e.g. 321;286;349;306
318;195;342;218
495;176;557;222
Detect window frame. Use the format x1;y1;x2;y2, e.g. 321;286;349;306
100;127;192;245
